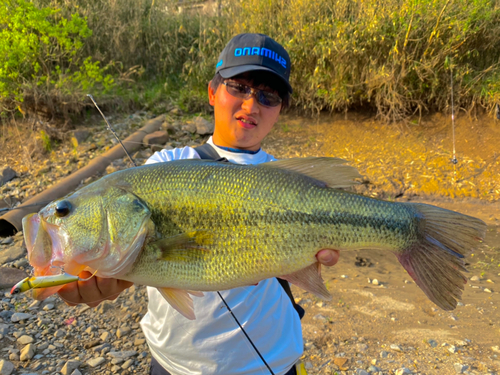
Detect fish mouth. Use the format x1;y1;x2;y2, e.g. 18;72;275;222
23;213;53;271
22;213;67;275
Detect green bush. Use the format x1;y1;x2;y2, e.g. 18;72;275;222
2;0;500;121
228;0;500;120
0;0;113;115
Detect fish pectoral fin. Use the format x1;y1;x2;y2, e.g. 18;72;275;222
153;231;212;261
156;287;197;320
279;262;332;300
262;157;361;189
33;286;64;301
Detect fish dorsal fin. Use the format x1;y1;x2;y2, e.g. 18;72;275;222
262;157;361;188
157;287;198;320
279;262;332;300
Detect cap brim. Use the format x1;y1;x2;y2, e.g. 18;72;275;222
219;65;293;94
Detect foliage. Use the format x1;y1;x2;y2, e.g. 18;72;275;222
0;0;113;116
39;130;52;152
2;0;500;122
229;0;500;120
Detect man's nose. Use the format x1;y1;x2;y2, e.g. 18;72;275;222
241;94;259;113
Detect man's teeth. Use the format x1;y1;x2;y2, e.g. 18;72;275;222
239;118;255;125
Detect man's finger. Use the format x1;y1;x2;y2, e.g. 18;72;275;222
316;249;340;267
58;281;85;306
96;277;133;302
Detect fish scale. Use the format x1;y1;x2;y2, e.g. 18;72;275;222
116;161;418;289
17;157;486;318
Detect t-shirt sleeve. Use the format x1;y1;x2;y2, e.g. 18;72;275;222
145;146;201;165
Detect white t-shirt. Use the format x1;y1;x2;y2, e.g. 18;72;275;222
140;137;303;375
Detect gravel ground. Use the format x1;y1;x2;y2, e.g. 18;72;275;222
1;110;499;375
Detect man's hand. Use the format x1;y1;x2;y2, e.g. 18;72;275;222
316;249;340;267
57;271;133;308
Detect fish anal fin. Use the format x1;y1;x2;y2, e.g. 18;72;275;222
187;290;204;298
153;231;212;261
263;157;361;189
157;287;196;320
280;262;331;300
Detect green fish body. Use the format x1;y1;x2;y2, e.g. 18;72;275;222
22;158;486;319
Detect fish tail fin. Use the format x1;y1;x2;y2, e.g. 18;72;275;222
396;203;486;310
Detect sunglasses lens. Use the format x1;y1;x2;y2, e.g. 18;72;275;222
225;82;282;107
258;92;281;107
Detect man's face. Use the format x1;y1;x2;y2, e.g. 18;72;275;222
208;73;282;151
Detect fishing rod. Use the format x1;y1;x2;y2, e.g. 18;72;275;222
88;96;276;375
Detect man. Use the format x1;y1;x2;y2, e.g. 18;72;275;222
59;33;340;375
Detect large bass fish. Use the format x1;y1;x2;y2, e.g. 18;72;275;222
13;158;486;319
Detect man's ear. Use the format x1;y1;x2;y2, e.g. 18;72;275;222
208;81;216;106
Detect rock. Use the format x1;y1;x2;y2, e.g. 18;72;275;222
371;278;380;285
380;350;389;358
71;130;90;146
449;345;458;353
134;338;146;346
97;300;115;314
454;363;468;373
90;342;109;353
181;122;197;134
61;360;81;375
100;331;111;342
11;312;32;322
87;357;106;368
116;326;131;338
0;268;28;289
194;116;215;135
0;167;16;186
17;335;34;344
20;343;36;361
395;368;412;375
71;370;82;375
427;339;438;348
355;370;369;375
107;350;137;359
0;324;9;335
470;275;480;282
357;344;368;352
42;303;54;311
0;245;26;265
143;131;169;149
0;360;15;375
121;359;134;369
54;329;66;338
390;344;403;352
1;237;13;245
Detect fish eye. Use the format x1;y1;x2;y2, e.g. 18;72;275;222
55;200;72;217
11;288;19;294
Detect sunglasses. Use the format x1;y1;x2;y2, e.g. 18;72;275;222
222;81;282;107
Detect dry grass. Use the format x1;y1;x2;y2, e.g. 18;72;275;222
2;0;500;124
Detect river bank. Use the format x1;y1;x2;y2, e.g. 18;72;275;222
0;109;499;375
